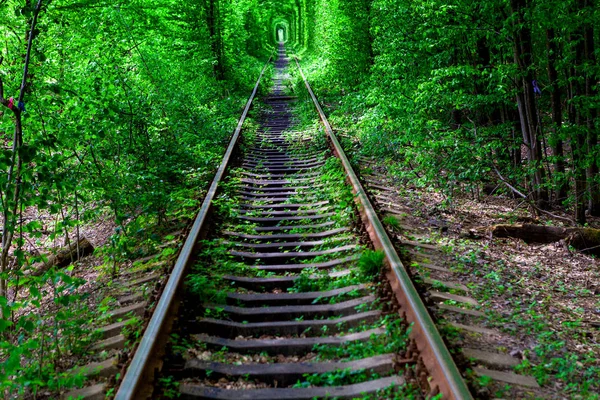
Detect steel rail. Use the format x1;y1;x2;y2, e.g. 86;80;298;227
114;56;273;400
294;57;473;400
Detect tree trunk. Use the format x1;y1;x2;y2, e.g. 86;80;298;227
206;0;224;80
28;238;95;276
546;28;567;202
568;4;588;224
0;0;43;297
510;0;548;206
490;224;600;256
583;1;599;215
504;107;522;169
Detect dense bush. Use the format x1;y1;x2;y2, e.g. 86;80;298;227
298;0;600;223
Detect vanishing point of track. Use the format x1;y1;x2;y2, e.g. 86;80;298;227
114;45;473;400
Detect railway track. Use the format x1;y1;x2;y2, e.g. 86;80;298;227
353;160;544;398
113;45;473;400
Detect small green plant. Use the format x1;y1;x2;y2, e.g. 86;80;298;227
477;374;493;387
158;376;180;399
313;318;410;361
382;215;402;231
358;250;385;277
169;333;194;357
494;384;512;398
187;273;227;304
122;316;144;345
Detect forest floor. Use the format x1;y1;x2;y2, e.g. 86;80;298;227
5;204;187;399
357;156;600;399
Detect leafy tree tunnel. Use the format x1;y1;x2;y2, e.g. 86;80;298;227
1;0;600;396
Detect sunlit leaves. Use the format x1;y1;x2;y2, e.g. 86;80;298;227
0;0;285;396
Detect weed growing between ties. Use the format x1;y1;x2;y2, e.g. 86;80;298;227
359;250;386;277
382;215;402;232
313;318;411;361
294;367;381;387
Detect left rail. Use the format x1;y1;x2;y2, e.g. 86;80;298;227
114;56;272;400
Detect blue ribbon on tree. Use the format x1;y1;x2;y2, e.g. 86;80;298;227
18;101;25;112
532;80;542;96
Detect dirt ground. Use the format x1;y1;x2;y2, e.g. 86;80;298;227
363;160;600;399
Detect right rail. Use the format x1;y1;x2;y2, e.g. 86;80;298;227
294;57;473;400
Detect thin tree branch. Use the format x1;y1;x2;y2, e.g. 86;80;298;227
493;166;575;225
18;0;44;104
0;56;5;103
493;166;528;199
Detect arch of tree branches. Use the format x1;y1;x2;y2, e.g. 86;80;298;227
273;20;290;43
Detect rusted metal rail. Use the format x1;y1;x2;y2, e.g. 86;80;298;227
114;56;273;400
293;56;473;400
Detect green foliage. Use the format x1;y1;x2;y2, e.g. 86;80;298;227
295;0;371;93
122;316;144;345
358;250;385;277
298;0;600;222
187;273;227;305
157;375;180;399
0;269;91;396
382;215;402;232
0;0;297;396
313;318;410;361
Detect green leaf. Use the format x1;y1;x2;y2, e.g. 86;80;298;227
0;319;13;334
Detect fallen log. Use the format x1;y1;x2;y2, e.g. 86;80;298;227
490;224;600;256
490;224;569;243
29;238;95;276
567;229;600;254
